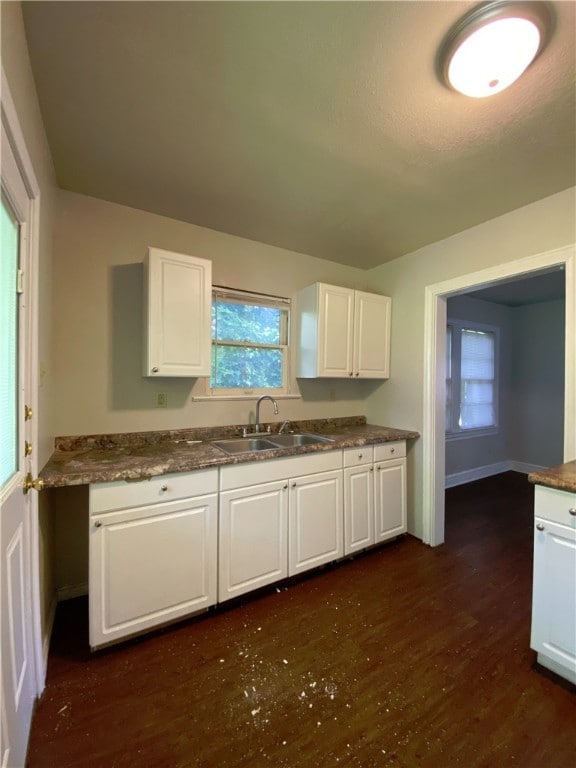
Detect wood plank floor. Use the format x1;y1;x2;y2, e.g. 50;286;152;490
26;472;575;768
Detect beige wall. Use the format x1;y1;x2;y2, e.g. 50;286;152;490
365;187;576;538
1;2;58;650
52;189;381;436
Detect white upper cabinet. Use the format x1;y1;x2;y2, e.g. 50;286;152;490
143;247;212;377
296;282;391;378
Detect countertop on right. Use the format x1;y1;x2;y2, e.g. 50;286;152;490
528;460;576;493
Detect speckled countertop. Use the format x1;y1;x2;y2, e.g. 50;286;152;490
40;417;420;488
528;460;576;493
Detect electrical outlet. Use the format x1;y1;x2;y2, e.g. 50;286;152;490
156;392;167;408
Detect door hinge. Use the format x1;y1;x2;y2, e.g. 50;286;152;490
16;269;24;294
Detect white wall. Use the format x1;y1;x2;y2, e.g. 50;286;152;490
52;189;384;437
365;188;575;539
510;299;565;468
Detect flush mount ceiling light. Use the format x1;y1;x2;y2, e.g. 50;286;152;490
438;1;553;98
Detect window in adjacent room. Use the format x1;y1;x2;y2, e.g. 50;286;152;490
209;287;290;396
446;319;498;436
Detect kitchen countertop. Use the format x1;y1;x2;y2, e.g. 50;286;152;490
40;417;420;488
528;460;576;493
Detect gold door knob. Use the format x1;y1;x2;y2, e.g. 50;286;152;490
23;472;44;494
24;404;33;421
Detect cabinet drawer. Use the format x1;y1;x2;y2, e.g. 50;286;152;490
534;485;576;528
220;451;342;491
374;441;405;461
343;446;374;467
90;469;218;514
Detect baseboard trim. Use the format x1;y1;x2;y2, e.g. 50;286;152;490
510;461;547;475
445;461;511;488
445;460;549;488
57;582;88;602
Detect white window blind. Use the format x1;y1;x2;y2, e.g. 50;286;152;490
460;329;495;429
446;320;498;435
0;194;19;487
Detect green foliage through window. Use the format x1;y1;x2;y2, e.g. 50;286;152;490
211;291;289;392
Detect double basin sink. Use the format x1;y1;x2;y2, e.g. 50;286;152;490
212;433;334;455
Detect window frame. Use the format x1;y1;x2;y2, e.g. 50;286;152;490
446;317;500;440
205;286;292;398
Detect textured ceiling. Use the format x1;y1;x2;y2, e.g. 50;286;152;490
22;1;576;270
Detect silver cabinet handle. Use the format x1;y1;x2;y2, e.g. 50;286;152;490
358;453;363;460
390;448;395;454
161;484;168;492
569;508;576;516
536;523;545;531
152;366;159;373
94;520;102;528
292;482;297;487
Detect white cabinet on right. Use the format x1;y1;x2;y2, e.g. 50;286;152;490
531;484;576;684
344;441;406;555
296;282;391;379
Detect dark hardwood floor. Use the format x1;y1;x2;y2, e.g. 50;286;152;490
26;472;575;768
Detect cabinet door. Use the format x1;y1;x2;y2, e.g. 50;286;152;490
289;470;343;576
531;517;576;682
374;458;406;543
219;481;288;602
89;494;217;648
318;284;354;377
344;464;375;554
143;247;212;377
353;291;391;378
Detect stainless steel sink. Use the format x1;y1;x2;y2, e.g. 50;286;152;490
269;433;334;448
212;432;334;455
212;437;279;455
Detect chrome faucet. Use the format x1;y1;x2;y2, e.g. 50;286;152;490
255;395;278;433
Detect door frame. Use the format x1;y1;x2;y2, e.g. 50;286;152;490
1;67;44;691
422;244;575;546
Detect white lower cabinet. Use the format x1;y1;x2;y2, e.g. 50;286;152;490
344;450;375;554
531;485;576;684
88;442;408;645
219;452;343;601
219;480;288;602
89;470;218;649
344;442;406;555
289;470;343;576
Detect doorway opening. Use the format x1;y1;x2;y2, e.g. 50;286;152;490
422;245;575;546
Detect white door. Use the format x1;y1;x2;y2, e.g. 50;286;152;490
318;284;354;377
1;117;39;768
143;247;212;377
288;470;343;576
89;494;218;649
344;464;375;554
219;481;288;601
353;291;391;378
374;458;407;542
